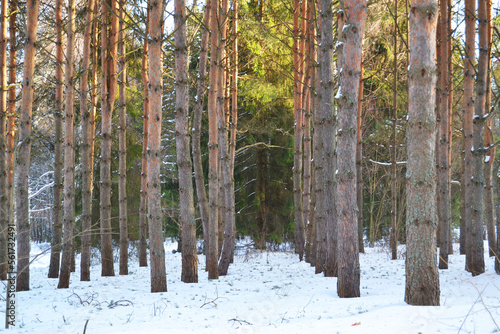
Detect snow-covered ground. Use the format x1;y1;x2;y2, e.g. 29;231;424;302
2;240;499;333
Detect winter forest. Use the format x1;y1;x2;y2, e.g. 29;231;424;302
1;0;500;331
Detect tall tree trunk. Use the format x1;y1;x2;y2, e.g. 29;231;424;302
80;0;97;282
315;0;333;275
100;0;119;277
219;0;238;273
58;0;76;289
469;0;488;277
0;0;7;281
463;0;475;270
207;0;220;280
139;8;150;268
217;0;229;266
148;0;167;292
357;67;364;254
484;127;495;257
293;0;305;261
447;6;453;256
306;0;317;265
405;0;439;306
228;0;239;264
496;165;500;274
16;0;40;292
390;0;398;261
437;0;451;270
118;0;128;276
175;0;198;283
255;147;266;249
219;0;238;268
301;0;311;263
6;0;16;275
336;0;365;298
484;0;494;258
323;6;341;277
219;0;234;275
192;0;211;263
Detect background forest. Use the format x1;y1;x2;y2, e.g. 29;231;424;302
21;0;500;250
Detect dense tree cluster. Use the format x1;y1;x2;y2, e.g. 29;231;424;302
0;0;498;306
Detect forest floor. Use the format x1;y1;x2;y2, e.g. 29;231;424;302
3;239;500;334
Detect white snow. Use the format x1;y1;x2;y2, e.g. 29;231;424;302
5;241;500;333
335;87;342;100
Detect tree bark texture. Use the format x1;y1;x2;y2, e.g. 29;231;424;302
301;0;312;263
357;67;364;254
436;0;451;270
6;0;16;279
174;0;198;283
336;0;365;298
390;0;398;261
118;0;128;276
218;0;236;276
139;8;150;268
496;165;500;274
16;0;40;292
228;0;239;264
207;0;220;280
405;0;440;306
216;0;229;261
58;0;76;289
100;0;119;277
484;127;495;258
463;0;475;269
192;0;211;263
0;0;8;281
469;0;488;276
323;7;342;277
148;0;167;292
80;0;97;282
484;0;494;259
293;0;305;262
315;0;333;275
218;4;238;269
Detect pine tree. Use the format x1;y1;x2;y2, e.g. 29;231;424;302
118;0;128;276
0;0;9;281
58;0;77;289
100;0;119;277
174;0;198;283
80;0;97;282
16;0;40;292
147;0;167;292
405;0;440;306
336;0;366;298
139;8;150;268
